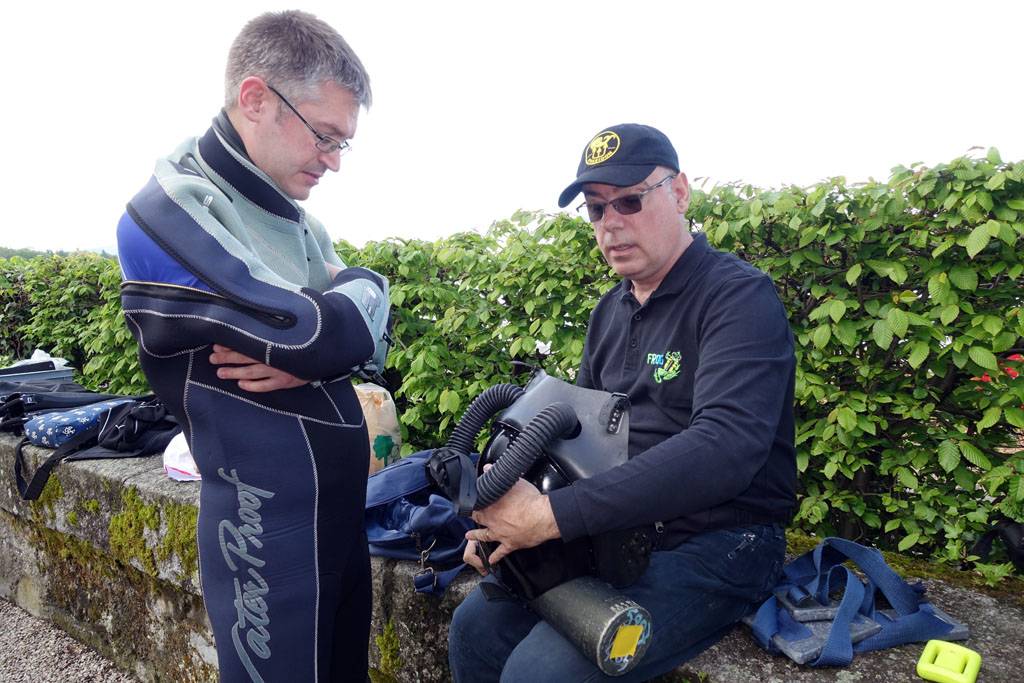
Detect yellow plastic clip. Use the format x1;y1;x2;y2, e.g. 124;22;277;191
917;640;981;683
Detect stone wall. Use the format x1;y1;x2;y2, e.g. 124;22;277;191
0;433;216;681
0;433;472;682
3;433;1023;682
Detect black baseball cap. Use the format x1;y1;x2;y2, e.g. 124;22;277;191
557;123;680;208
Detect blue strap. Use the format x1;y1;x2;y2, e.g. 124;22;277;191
750;537;958;667
414;563;468;595
812;566;864;666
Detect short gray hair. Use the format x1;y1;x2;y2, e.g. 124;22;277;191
225;10;371;109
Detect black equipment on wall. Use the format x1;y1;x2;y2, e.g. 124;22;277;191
426;370;655;675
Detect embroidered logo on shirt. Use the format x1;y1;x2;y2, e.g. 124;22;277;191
647;350;681;383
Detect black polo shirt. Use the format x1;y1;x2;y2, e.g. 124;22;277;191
547;233;797;546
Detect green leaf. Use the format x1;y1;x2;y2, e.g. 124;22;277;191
1004;407;1024;429
939;305;960;325
898;532;920;552
872;319;893;349
966;225;991;258
439;388;454;413
982;316;1003;336
837;406;857;431
953;467;977;491
977;193;995;213
897;467;919;490
857;416;876;435
984;171;1005;191
845;263;862;285
927;273;950;302
977;406;1001;433
834;321;858;347
886;308;909;338
932;239;955;258
541;320;556;338
907;343;929;369
968;346;998;371
884;518;902;533
938;440;960;473
888;262;908;284
948;266;978;291
812;324;832;349
823;460;838;479
796;450;809;472
828;300;847;323
958;442;992;470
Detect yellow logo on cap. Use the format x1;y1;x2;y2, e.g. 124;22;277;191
585;131;621;166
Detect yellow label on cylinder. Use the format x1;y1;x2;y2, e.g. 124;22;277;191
609;624;644;660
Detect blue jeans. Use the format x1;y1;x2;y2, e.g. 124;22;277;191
448;523;785;683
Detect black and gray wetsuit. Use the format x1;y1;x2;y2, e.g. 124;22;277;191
117;113;389;682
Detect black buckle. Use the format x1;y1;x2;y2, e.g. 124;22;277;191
425;448;478;516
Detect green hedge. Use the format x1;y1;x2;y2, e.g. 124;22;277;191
0;254;148;394
687;149;1024;584
1;149;1021;581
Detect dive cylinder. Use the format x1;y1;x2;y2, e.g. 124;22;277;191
529;576;652;676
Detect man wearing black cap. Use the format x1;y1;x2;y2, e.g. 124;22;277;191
449;124;796;681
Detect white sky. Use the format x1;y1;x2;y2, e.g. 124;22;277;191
2;1;1022;253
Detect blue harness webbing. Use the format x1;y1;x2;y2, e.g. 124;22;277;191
748;537;963;666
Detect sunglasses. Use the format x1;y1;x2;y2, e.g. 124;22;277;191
576;174;676;223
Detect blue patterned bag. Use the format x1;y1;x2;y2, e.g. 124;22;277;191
24;398;134;448
15;396;180;501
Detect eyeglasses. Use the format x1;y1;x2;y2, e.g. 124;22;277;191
266;84;350;155
576;174;676;223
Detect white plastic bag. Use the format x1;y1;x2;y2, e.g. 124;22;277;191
354;383;402;474
163;432;201;481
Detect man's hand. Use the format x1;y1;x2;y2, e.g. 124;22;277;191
465;470;561;568
463;540;488;576
209;344;309;392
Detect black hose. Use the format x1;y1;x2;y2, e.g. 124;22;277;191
475;402;578;509
445;383;524;455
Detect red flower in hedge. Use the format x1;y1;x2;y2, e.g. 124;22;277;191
1008;354;1023;362
1007;367;1020;379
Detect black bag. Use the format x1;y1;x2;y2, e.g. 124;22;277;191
1;378;122;435
14;396;181;501
971;519;1024;572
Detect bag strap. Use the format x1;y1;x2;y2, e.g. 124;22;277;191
414;564;468;595
411;533;468;595
14;422;101;500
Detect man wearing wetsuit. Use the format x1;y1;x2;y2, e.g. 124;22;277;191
448;124;796;681
116;11;385;682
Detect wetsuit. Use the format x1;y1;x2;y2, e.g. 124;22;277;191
117;113;389;682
